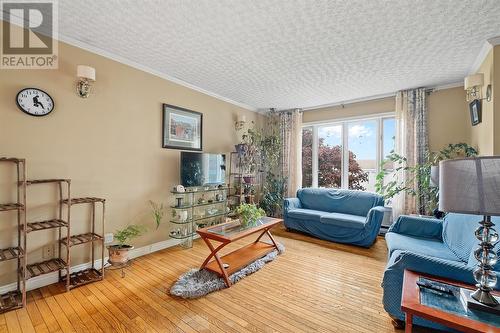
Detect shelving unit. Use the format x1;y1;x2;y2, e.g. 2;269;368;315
60;197;105;289
227;152;262;213
169;187;229;248
0;158;26;313
0;158;107;313
24;179;71;291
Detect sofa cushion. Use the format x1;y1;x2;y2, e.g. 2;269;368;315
296;188;383;216
442;213;484;262
320;212;366;230
386;232;461;262
287;208;326;222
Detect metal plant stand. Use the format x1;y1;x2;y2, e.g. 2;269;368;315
0;158;26;312
105;259;132;278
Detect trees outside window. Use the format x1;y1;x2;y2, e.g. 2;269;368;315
301;115;395;192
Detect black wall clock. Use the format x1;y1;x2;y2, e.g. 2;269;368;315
16;88;55;117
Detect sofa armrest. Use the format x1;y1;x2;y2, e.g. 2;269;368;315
283;197;301;217
387;250;477;286
388;215;443;240
365;206;385;228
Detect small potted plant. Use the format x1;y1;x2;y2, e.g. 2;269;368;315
235;203;265;227
108;224;147;264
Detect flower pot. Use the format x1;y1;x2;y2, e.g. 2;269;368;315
235;143;247;155
107;244;134;264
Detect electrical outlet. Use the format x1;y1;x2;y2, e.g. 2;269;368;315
104;233;114;244
42;244;54;259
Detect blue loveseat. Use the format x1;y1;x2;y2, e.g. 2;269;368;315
382;213;500;330
283;188;385;247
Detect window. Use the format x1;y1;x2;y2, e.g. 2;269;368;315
301;114;395;192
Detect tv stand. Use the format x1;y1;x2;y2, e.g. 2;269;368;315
169;186;229;248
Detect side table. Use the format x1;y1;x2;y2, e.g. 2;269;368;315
401;270;500;333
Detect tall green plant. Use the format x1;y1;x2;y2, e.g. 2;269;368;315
375;143;478;215
149;200;165;230
237;110;287;217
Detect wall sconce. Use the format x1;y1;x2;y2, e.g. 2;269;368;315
76;65;96;98
235;114;246;131
464;73;491;102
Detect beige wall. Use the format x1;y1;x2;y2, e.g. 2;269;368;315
0;26;261;284
470;49;495;155
303;87;471;153
427;87;470;152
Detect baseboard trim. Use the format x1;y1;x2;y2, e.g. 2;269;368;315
0;236;193;294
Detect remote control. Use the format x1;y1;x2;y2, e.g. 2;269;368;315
417;280;453;295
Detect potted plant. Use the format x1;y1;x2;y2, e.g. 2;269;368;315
235;203;265;227
108;224;147;264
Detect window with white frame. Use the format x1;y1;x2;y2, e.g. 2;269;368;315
302;114;395;192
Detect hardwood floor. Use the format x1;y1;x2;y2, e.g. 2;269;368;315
1;226;420;333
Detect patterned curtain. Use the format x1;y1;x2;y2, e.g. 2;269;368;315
278;109;303;197
393;88;428;217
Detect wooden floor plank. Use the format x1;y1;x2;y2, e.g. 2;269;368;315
3;226;438;332
4;311;22;333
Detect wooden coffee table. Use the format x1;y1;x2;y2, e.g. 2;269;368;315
401;270;500;333
196;217;282;287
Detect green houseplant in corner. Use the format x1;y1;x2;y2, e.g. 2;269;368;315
375;143;478;216
235;203;266;227
108;224;147;264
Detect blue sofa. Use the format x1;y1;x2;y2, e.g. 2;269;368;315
283;188;385;247
382;213;500;330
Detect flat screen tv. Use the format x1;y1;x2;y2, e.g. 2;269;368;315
180;152;226;187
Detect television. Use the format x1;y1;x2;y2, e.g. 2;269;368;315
180;152;226;187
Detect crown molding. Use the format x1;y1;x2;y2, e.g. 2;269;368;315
302;80;463;112
58;34;259;112
431;81;463;91
301;92;396;111
468;36;500;75
0;16;258;112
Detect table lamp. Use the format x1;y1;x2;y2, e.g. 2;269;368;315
439;156;500;313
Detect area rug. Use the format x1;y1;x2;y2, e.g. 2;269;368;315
170;243;285;299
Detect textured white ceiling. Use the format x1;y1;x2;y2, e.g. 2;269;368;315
58;0;500;110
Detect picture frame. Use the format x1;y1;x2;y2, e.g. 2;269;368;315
162;104;203;151
469;99;482;126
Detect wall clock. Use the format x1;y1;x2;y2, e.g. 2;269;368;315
16;88;54;117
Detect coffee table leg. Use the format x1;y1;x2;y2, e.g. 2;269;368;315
255;227;280;251
199;235;232;287
405;313;413;333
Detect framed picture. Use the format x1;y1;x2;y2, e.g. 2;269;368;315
162;104;203;151
469;99;482;126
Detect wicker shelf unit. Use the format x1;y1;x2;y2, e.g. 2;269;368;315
0;157;26;313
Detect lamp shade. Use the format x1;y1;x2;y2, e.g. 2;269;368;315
430;165;439;187
77;65;96;81
439;156;500;216
464;73;484;90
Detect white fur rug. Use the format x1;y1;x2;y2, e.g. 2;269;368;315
170;243;285;299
